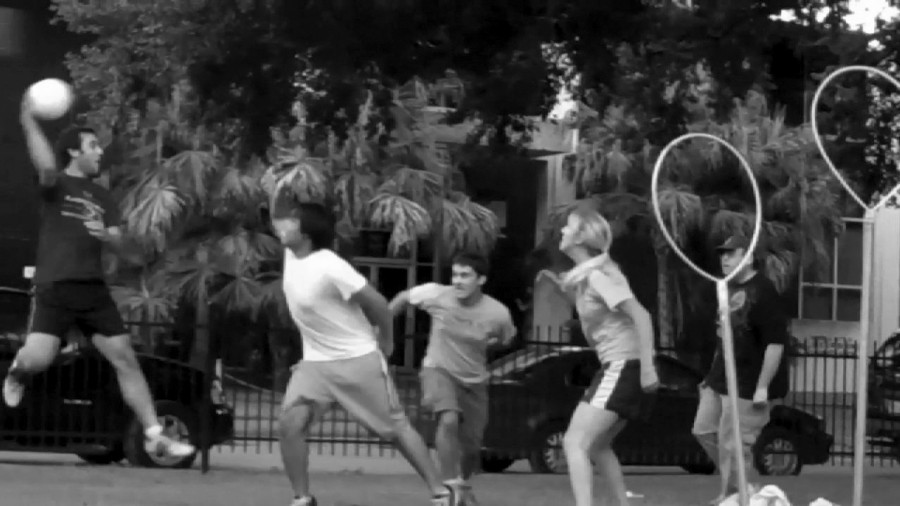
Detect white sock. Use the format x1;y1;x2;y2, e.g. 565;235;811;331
144;424;163;438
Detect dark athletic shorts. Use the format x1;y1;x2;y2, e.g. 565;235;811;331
581;359;655;421
28;280;127;340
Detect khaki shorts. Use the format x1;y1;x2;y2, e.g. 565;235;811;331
282;351;410;440
420;367;488;453
692;386;771;486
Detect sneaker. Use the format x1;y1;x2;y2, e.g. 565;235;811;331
144;428;196;459
432;483;464;506
290;496;317;506
2;370;24;408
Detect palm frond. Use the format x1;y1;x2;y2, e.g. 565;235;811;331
124;173;185;251
656;187;705;247
212;274;263;315
216;166;263;207
164;149;220;208
388;167;444;203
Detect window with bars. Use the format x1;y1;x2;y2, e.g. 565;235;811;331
796;218;864;322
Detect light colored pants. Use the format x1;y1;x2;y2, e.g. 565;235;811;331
281;351;410;440
691;385;771;492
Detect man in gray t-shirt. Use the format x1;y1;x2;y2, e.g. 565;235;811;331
391;253;515;501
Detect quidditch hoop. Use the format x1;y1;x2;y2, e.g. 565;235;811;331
650;133;763;283
811;65;900;506
651;133;763;506
811;65;900;211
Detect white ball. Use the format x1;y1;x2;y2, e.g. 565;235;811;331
27;78;75;121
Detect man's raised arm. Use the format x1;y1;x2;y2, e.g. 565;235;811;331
20;97;58;186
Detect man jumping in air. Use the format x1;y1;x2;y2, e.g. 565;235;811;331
390;253;517;504
269;197;461;506
2;94;195;459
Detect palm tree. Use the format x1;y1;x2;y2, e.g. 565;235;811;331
263;80;501;261
107;77;502;384
108;87;276;368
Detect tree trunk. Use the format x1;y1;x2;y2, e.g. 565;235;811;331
656;250;674;350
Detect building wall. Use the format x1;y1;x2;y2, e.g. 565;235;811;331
531;126;578;340
0;2;87;289
791;208;900;393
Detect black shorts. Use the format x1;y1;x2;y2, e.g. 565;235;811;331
28;281;127;340
581;359;654;421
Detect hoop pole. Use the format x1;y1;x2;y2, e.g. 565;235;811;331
810;64;900;506
717;280;750;506
852;210;875;506
651;133;762;506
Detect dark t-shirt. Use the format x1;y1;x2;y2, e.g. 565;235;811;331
33;174;119;285
704;273;790;401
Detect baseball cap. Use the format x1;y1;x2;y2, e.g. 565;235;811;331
715;235;751;252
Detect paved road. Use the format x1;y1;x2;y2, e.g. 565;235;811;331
0;451;897;506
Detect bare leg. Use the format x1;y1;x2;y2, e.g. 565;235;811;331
392;421;451;496
92;334;158;429
692;386;727;504
3;333;60;407
564;402;628;506
8;333;59;376
279;402;320;500
93;333;195;458
592;420;629;506
434;410;462;481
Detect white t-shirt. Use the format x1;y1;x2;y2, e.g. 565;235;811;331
282;248;378;361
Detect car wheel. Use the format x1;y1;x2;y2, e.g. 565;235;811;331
480;453;515;473
77;447;125;465
680;461;716;475
123;400;198;469
754;426;802;476
529;425;568;474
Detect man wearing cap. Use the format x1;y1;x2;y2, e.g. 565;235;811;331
691;235;790;505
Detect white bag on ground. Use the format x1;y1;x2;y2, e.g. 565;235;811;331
718;485;791;506
808;499;839;506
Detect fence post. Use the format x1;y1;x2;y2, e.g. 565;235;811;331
199;313;217;473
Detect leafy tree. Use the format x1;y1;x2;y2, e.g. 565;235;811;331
51;0;900;156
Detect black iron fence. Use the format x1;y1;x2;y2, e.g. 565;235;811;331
215;327;900;471
1;317;899;472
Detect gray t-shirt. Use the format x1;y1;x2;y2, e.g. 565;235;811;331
410;283;516;384
563;254;640;363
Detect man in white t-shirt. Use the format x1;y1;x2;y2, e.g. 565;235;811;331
270;200;460;506
390;253;516;503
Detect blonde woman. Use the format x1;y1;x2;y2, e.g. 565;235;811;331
537;208;659;506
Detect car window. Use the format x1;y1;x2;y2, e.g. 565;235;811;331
489;345;588;379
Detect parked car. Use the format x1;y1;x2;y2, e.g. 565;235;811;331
867;331;900;460
0;287;235;469
421;345;833;476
